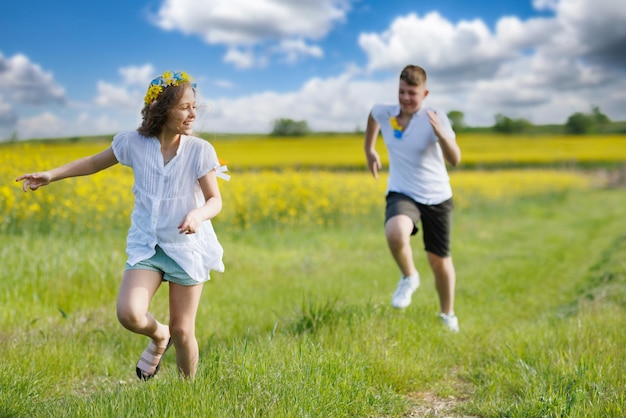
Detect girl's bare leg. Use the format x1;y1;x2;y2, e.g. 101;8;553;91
168;282;204;378
117;269;170;377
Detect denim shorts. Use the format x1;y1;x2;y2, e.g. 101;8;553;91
125;245;199;286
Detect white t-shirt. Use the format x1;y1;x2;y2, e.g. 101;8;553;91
112;131;224;283
371;104;455;205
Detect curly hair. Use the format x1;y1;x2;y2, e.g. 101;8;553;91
137;82;195;138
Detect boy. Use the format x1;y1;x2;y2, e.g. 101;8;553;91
364;65;461;332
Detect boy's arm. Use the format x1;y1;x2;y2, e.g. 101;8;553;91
16;147;118;192
426;110;461;167
364;113;382;179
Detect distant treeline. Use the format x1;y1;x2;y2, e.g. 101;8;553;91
272;106;625;137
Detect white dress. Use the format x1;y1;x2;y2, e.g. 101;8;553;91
112;131;225;283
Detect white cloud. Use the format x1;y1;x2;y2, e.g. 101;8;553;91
223;39;324;68
358;0;625;77
154;0;349;43
94;64;158;109
495;16;558;52
5;62;152;140
119;64;157;86
0;52;66;106
356;0;626;126
6;0;626;140
0;97;18;126
16;112;63;139
94;81;141;109
275;39;324;63
0;96;18;140
74;112;129;135
194;72;394;134
532;0;559;11
359;12;511;76
194;0;626;132
552;0;626;67
223;47;260;69
152;0;349;65
215;79;234;89
16;110;133;140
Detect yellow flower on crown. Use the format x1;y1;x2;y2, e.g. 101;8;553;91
144;85;163;105
143;71;196;106
162;71;173;83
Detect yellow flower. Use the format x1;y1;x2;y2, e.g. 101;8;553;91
162;71;173;84
144;85;163;105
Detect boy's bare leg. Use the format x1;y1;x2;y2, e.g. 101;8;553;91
427;252;456;314
385;215;418;278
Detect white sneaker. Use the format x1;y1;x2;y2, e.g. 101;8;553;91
391;275;420;309
439;312;459;332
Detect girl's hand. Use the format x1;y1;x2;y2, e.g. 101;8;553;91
178;209;203;234
15;172;52;192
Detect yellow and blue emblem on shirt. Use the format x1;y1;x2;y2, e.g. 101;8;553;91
389;116;403;139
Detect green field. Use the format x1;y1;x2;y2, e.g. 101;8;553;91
1;135;625;417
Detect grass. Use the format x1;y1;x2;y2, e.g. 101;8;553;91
1;187;625;417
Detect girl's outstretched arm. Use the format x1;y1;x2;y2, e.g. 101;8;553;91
16;147;119;192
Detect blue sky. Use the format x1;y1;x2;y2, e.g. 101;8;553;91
1;0;624;140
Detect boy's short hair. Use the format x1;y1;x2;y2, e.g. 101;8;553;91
400;65;427;86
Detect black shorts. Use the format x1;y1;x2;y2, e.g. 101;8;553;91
385;192;454;257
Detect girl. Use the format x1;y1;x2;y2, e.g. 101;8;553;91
16;71;228;379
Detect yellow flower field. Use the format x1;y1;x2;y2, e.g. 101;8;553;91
202;133;626;169
1;139;600;233
457;134;626;165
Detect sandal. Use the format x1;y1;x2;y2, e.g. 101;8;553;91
136;337;173;381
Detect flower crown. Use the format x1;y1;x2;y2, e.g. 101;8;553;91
144;71;196;106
